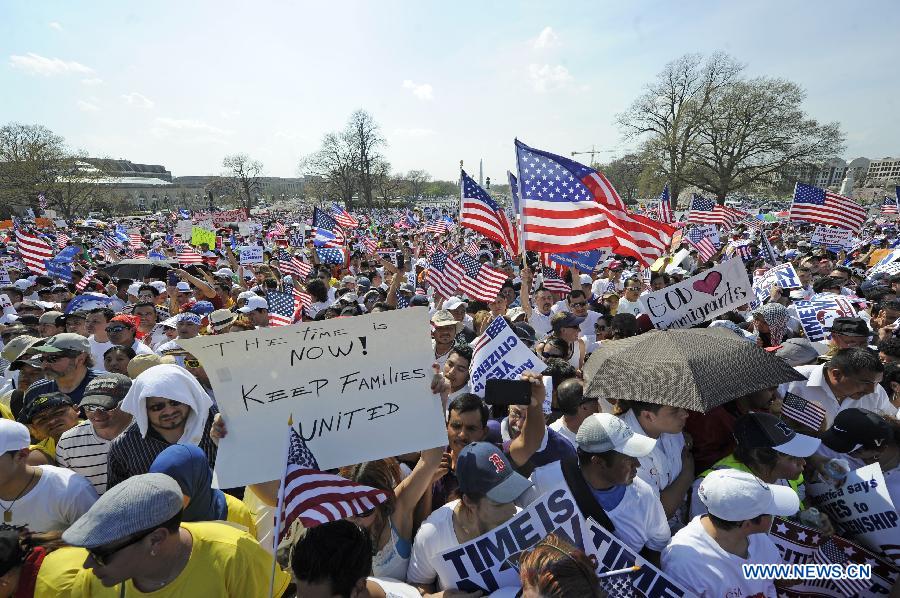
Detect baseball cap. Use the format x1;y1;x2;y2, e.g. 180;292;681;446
607;260;623;271
189;300;214;316
174;312;202;325
512;322;537;346
409;295;430;307
29;333;90;354
127;354;170;378
38;311;63;325
431;310;461;332
550;311;585;332
456;442;533;503
827;317;870;337
576;413;656;457
62;473;184;548
340;275;357;287
17;391;75;424
444;296;466;311
0;335;41;362
578;274;592;285
0;420;30;453
208;309;236;332
774;338;828;366
175;281;191;292
733;412;820;458
149;281;167;294
81;374;132;410
213;267;234;278
506;307;527;322
698;469;800;521
238;296;268;313
237;290;257;302
12;279;32;291
399;283;415;294
821;408;892;454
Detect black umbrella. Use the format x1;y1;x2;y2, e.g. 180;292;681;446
102;259;177;280
583;328;805;413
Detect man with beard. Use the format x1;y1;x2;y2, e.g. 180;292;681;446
27;333;99;406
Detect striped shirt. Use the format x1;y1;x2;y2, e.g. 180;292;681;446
106;406;218;489
55;419;117;494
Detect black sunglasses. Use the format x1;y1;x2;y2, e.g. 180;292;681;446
146;399;183;412
105;325;129;334
89;527;157;566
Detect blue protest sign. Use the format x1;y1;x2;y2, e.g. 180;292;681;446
549;249;609;272
45;260;73;282
53;246;80;263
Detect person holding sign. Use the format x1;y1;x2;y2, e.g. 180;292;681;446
662;469;799;598
407;442;533;593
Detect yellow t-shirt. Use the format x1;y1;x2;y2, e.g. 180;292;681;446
224;493;258;539
80;522;290;597
35;546;114;598
29;436;57;462
0;401;13;420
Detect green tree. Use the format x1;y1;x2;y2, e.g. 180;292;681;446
598;153;645;204
221;154;263;217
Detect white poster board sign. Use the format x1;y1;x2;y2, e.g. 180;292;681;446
751;263;801;306
811;226;853;248
237;222;252;237
638;258;753;330
0;267;10;286
0;294;16;316
239;245;264;265
175;220;193;239
469;317;544;397
179;308;446;488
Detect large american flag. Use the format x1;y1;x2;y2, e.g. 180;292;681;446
266;290;296;327
781;392;827;431
277;425;389;542
312;207;345;248
331;203;359;229
686;194;746;228
14;227;53;274
427;250;462;299
790;182;867;232
881;195;898;215
515;140;674;265
277;249;312;280
445;253;508;302
657;183;675;223
176;245;204;266
459;170;519;256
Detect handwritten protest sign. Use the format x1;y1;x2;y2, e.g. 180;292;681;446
179;308;446;488
792;293;858;342
751;263;801;306
770;516;898;597
469;317;544;397
811;226;853;249
190;226;216;248
582;518;691;597
436;487;582;593
807;463;899;566
639;258;752;330
238;246;264;265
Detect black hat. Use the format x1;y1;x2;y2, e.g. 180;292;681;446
17;390;75;424
80;374;132;411
821;408;891;454
733;412;820;458
511;322;537;346
827;317;870;337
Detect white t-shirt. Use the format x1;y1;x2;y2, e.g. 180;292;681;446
55;419;117;494
662;516;782;598
88;336;114;372
619;410;685;496
368;577;421;598
528;310;552;338
519;461;671;554
616;297;643;316
130;339;155;357
548;417;577;448
406;500;522;591
6;465;98;533
591;277;624;297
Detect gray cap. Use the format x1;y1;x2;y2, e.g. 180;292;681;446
62;473;184;548
774;338;827;367
81;374;133;410
0;335;41;362
29;332;90;354
576;413;656;457
38;311;64;325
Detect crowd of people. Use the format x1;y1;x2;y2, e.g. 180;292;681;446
0;206;898;597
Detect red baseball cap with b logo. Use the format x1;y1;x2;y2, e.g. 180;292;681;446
456;442;532;504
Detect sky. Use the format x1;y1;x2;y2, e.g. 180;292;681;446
2;1;899;183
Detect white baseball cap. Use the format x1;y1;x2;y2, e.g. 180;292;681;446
0;420;31;453
578;274;592;285
175;281;191;292
575;413;656;457
444;296;466;311
238;296;268;313
698;469;800;521
149;281;167;293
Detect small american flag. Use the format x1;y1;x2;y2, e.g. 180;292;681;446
14;226;53;274
423;219;450;234
791;182;866;232
881;195;899;215
101;235;122;252
657;183;675;223
312;208;345;247
276;425;389;542
687;194;746;228
176;245;204;266
445;253;507;302
781;392;826;431
128;232;143;247
540;265;571;295
813;537;870;596
55;232;71;249
427;251;461;299
361;235;378;254
293;288;312;317
75;269;96;292
38;193;47;210
459;170;518;256
272;221;287;237
266;290;296;327
316;247;346;265
277;249;312;280
330;203;359;229
687;226;718;263
464;240;480;258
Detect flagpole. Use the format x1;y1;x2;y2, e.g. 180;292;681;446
269;415;293;598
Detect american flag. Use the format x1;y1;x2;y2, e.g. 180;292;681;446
312;208;345;248
100;234;122;252
276;425;389;542
540;265;571;295
14;227;53;274
293;288;312;317
686;195;747;228
464;240;480;258
277;249;312;280
423;219;450;234
272;221;287;237
316;247;346;265
881;195;898;215
427;251;461;299
759;232;779;266
445;253;507;302
266;290;296;327
540;252;566;276
128;232;143;247
55;232;71;249
515;140;674;266
75;269;96;292
686;227;718;263
459;170;519;256
813;537;872;596
361;235;378;254
781;392;827;431
741;216;763;232
791;182;867;232
331;203;359;229
176;245;204;266
658;184;675;223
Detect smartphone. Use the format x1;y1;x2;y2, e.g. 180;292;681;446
484;379;532;406
167;271;178;286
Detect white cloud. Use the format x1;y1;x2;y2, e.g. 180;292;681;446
528;64;573;92
219;109;241;119
48;22;63;32
8;52;93;76
77;100;99;112
121;92;154;109
533;27;559;49
81;77;103;86
392;128;435;137
402;79;434;101
153;117;231;137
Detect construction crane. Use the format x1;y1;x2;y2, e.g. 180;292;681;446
570;146;617;165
